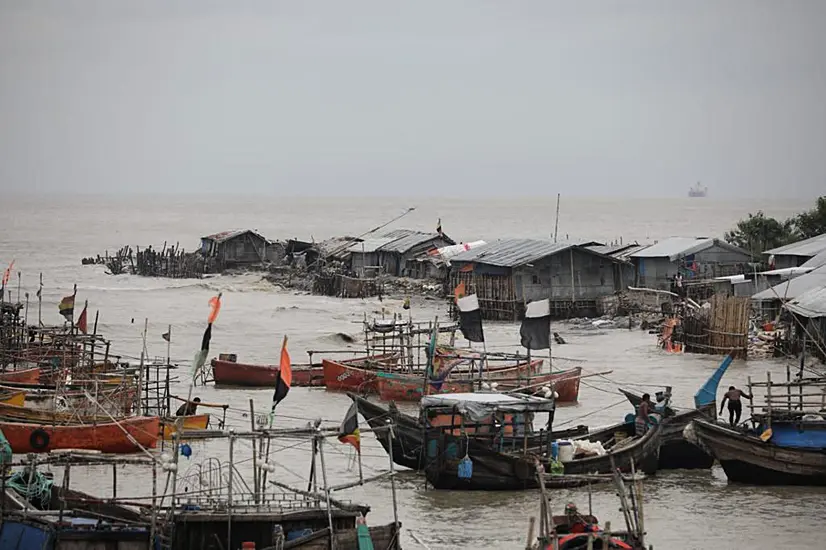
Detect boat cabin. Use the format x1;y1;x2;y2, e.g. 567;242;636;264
421;392;555;441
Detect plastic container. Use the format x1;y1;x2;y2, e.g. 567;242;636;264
218;353;237;363
242;543;256;550
557;440;574;462
550;441;559;460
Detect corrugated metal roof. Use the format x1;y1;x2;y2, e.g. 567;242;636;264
802;249;826;269
347;237;398;253
586;243;639;257
630;237;714;260
753;265;826;300
785;286;826;318
376;229;448;254
449;239;577;268
201;229;267;243
613;244;648;260
765;233;826;257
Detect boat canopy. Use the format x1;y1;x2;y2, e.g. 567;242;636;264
421;392;555;420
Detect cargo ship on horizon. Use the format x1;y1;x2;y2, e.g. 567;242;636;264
688;182;707;198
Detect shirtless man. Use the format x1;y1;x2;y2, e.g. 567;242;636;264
719;386;753;426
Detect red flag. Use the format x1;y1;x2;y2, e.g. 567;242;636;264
77;303;88;334
454;281;466;303
2;260;13;286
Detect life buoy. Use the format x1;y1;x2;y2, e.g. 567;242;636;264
30;428;50;451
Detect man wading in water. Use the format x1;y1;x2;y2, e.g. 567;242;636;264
719;386;753;426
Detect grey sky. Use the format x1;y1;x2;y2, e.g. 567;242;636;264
1;1;824;198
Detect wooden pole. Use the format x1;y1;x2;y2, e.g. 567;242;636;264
387;423;400;549
227;432;234;550
138;318;148;416
38;273;42;326
249;399;258;504
553;193;561;243
317;434;338;550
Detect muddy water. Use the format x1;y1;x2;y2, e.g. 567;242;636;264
2;195;824;549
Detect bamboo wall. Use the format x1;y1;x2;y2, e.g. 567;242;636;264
683;295;750;359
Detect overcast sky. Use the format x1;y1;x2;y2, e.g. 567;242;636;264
1;1;824;198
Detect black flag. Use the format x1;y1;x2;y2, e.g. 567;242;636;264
457;294;485;343
520;299;551;350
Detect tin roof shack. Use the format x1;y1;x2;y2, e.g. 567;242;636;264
786;286;826;361
630;237;751;290
764;232;826;269
201;230;279;270
347;229;454;278
449;239;632;320
752;264;826;319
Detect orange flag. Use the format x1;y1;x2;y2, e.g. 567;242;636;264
2;260;13;286
272;336;292;407
454;281;466;303
207;293;222;324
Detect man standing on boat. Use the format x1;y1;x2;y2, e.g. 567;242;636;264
176;397;201;416
635;394;654;435
719;386;753;426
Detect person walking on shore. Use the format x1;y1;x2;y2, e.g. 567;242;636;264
719;386;753;426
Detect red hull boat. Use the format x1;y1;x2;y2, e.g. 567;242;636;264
322;354;401;393
0;367;41;384
376;359;548;402
211;358;323;387
0;416;160;454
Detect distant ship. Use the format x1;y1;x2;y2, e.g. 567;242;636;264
688;182;707;198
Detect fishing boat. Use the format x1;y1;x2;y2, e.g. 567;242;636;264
349;392;588;471
211;356;324;387
161;413;211;440
0;367;40;384
0;382;135;414
0;416;160;453
322;353;401;393
421;393;662;490
690;369;826;485
619;354;732;470
374;359;566;402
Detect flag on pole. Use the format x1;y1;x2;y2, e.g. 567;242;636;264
457;294;485;343
162;331;171;342
338;401;361;453
520;299;551;350
453;281;466;303
436;218;442;235
191;324;212;378
208;294;222;324
58;295;75;322
2;260;13;286
77;302;88;334
271;336;292;409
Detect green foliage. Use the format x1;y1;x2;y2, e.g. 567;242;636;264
724;211;795;256
724;196;826;258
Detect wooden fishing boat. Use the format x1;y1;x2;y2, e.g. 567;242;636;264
690;417;826;485
0;402;112;424
424;420;661;490
322;353;401;393
161;413;211;439
0;367;40;384
0;416;160;453
0;382;136;415
211;357;324;387
349;393;588;471
619;354;733;470
375;364;580;403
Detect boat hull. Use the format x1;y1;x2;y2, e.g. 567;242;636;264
424;423;661;490
322;354;399;393
375;360;558;402
0;391;25;407
0;416;160;454
161;414;211;440
0;368;40;384
692;418;826;485
212;359;323;387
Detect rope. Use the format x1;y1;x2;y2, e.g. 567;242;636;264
7;468;53;507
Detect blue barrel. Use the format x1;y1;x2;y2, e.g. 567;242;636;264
551;441;559;460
